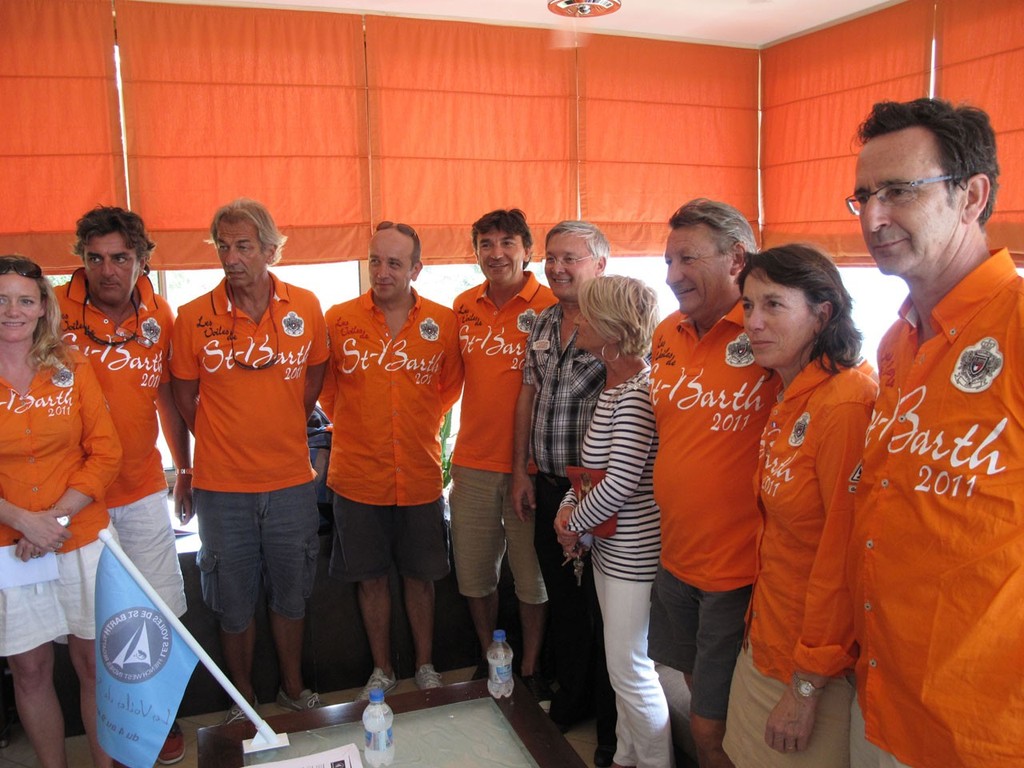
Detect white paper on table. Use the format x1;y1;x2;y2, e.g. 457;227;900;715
258;743;364;768
0;545;59;589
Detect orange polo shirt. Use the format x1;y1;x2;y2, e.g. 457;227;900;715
650;303;776;592
0;352;122;551
170;275;329;493
849;249;1024;768
58;270;172;507
322;290;464;506
452;273;556;473
748;363;876;683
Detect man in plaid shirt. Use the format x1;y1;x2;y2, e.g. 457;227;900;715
511;220;617;765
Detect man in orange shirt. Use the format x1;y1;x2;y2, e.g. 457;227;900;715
647;199;775;768
845;99;1023;768
450;209;556;695
171;199;329;723
58;207;192;764
321;221;464;700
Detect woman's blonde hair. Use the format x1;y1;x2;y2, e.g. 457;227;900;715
0;255;73;372
578;275;659;358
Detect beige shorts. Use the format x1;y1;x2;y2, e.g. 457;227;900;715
724;644;854;768
449;465;547;604
0;534;107;656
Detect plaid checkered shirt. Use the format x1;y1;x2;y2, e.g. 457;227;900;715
522;303;606;477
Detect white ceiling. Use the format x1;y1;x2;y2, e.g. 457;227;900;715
155;0;906;48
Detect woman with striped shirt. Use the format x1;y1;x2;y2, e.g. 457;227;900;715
554;275;669;768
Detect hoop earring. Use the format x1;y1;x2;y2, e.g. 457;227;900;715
600;344;621;362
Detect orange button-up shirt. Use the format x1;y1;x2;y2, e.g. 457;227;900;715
170;275;329;493
650;303;776;591
849;249;1024;768
322;290;464;506
749;363;876;683
0;352;122;551
58;270;172;507
452;273;556;473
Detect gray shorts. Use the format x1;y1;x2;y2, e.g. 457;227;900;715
194;483;320;633
329;494;450;582
647;565;751;721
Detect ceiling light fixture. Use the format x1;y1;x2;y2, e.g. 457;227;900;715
548;0;622;18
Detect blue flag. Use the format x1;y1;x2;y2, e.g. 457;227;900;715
95;545;198;768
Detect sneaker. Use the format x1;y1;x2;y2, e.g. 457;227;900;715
357;667;398;700
414;663;442;690
521;675;553;712
222;696;257;726
276;688;321;711
156;721;185;765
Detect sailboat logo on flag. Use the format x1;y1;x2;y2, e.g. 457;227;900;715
99;607;173;683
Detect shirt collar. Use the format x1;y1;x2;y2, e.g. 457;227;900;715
211;272;286;315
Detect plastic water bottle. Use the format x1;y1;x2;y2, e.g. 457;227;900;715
362;687;394;766
486;629;514;699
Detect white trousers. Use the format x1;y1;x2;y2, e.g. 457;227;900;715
594;568;674;768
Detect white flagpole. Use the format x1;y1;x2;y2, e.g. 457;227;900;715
97;530;289;751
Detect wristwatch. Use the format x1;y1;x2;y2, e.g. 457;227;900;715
792;674;824;698
55;515;71;527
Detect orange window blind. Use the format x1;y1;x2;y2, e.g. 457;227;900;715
0;0;124;270
936;0;1024;256
761;0;933;264
364;16;577;264
116;1;370;269
577;36;759;255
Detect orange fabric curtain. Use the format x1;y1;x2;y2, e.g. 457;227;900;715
761;0;933;263
116;1;369;269
0;0;124;270
364;17;577;264
936;0;1024;255
578;36;759;254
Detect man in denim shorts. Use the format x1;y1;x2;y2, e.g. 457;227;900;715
321;221;464;700
648;199;776;768
171;199;329;723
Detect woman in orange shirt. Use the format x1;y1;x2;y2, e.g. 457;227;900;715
0;256;121;768
723;245;876;767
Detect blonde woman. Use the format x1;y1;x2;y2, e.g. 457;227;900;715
554;275;670;768
0;255;121;768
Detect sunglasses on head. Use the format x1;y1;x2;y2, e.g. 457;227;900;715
0;256;43;279
376;220;420;244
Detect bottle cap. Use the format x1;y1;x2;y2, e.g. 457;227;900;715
493;629;506;642
368;687;384;703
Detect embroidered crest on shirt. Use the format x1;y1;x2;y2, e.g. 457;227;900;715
847;460;863;494
140;317;161;345
281;311;304;337
951;337;1002;393
725;333;755;367
517;309;538;334
788;411;810;447
420;318;440;341
52;367;74;388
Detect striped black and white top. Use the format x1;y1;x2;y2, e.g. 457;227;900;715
563;368;661;582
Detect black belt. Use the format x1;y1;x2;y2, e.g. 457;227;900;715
537;472;569;487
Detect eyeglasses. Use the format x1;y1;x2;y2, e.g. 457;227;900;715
80;299;152;348
376;221;421;246
544;254;594;268
0;256;43;279
845;175;960;216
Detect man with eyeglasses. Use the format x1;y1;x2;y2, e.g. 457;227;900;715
171;198;329;723
450;209;556;698
57;206;191;764
646;198;774;768
845;99;1022;768
320;220;463;700
510;221;617;765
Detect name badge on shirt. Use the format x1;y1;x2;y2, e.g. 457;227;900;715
532;339;551;351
